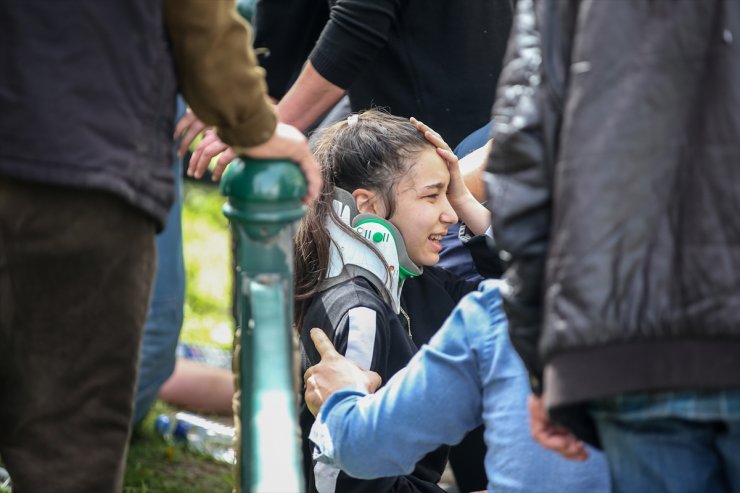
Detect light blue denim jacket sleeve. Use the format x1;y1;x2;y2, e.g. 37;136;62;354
309;280;612;493
309;282;498;478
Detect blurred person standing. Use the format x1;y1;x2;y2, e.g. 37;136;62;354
0;1;317;492
488;0;740;491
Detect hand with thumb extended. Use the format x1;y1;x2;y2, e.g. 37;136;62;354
304;328;382;416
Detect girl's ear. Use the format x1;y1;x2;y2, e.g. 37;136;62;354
352;188;385;216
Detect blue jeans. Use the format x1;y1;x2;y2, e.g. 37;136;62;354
592;392;740;493
133;98;186;425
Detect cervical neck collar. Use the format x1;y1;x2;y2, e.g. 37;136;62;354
321;188;422;313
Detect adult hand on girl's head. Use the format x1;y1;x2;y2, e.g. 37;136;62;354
304;328;382;416
410;117;491;235
410;117;471;210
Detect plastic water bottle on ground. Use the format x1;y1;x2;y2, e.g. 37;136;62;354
176;342;232;370
155;412;236;464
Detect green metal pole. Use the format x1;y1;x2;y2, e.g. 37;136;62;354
221;157;306;493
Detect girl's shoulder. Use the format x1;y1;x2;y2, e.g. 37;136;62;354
301;276;393;330
299;276;411;373
333;275;390;304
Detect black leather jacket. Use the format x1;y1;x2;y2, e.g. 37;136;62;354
487;0;740;444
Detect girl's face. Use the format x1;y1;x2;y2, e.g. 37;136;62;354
386;148;458;267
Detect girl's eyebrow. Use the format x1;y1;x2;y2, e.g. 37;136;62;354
422;183;445;192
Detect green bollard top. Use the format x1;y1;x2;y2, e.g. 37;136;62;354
220;157;307;240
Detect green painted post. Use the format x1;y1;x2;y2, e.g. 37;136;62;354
221;157;306;493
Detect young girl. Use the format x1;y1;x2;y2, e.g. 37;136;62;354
295;110;491;493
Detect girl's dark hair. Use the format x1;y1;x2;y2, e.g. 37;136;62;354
294;109;432;328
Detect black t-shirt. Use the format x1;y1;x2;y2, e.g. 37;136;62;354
254;0;513;147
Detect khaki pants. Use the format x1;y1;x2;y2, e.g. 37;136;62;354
0;177;156;493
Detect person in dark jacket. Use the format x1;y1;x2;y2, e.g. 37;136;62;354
0;1;319;491
487;0;740;491
294;110;492;492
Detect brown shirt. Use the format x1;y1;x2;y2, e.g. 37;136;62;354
165;0;277;148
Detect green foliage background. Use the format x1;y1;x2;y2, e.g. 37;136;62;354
125;180;235;492
180;182;234;350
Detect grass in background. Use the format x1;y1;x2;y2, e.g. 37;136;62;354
181;181;234;350
124;179;235;492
